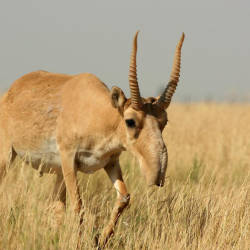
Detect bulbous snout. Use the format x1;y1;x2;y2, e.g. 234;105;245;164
146;168;166;187
155;176;165;187
146;176;164;187
144;146;168;187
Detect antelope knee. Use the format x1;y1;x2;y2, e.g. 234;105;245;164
119;194;130;210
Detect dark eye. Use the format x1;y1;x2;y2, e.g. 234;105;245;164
125;119;136;128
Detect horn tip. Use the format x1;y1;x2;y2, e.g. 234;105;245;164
181;32;185;40
135;30;140;39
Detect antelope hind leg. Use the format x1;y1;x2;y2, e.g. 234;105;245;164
0;143;16;184
50;173;66;226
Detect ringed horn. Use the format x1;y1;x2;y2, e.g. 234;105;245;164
156;32;185;109
129;31;142;110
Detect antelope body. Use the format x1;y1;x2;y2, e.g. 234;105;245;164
0;32;184;247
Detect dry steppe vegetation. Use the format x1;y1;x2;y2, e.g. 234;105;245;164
0;103;249;249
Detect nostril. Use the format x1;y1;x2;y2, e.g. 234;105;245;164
155;173;165;187
155;180;164;187
156;182;164;187
156;178;165;187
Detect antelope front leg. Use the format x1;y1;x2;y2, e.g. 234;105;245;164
60;151;83;221
99;160;130;247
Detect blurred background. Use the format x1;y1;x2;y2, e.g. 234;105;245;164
0;0;249;102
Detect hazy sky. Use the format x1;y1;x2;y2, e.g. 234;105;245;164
0;0;249;101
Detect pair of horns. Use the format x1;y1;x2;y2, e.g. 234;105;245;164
129;31;185;110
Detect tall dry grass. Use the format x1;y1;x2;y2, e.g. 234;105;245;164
0;103;249;249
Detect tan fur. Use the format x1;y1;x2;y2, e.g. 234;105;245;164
0;71;168;246
0;33;184;247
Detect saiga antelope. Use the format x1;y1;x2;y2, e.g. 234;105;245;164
0;32;184;247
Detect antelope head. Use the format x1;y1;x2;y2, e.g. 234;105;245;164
111;31;185;187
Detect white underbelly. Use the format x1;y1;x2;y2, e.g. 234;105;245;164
14;139;111;174
17;151;61;166
75;152;109;174
14;137;61;173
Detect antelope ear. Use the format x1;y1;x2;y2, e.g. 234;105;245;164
110;86;127;113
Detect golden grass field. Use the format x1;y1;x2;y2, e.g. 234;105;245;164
0;103;249;249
